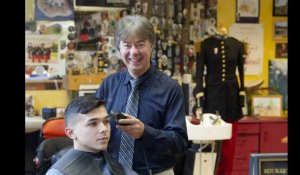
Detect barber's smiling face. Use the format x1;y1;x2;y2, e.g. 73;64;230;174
119;37;152;78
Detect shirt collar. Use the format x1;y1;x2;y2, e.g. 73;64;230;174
124;65;154;87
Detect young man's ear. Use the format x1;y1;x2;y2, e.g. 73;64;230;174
65;128;76;139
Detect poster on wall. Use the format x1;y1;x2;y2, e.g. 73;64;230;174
268;59;287;110
229;23;263;75
35;0;74;21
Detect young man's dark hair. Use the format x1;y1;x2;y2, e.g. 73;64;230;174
64;95;105;127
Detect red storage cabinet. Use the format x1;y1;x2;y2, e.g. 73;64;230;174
231;117;287;175
260;118;288;153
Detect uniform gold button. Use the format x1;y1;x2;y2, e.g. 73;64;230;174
221;46;224;49
221;41;224;44
222;78;225;81
222;69;225;72
222;74;225;77
222;60;225;63
222;50;225;54
222;64;225;67
222;55;225;58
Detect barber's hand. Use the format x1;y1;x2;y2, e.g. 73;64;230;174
116;114;145;139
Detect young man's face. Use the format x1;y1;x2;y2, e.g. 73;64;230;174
119;36;152;78
67;105;111;153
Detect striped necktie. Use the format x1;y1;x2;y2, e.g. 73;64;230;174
119;79;141;169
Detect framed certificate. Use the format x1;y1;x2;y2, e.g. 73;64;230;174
249;153;287;175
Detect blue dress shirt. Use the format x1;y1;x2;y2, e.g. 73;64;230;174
95;65;188;174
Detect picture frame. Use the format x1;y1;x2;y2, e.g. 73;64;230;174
251;95;283;117
275;43;288;58
273;20;288;40
249;153;287;175
25;34;61;64
236;0;260;23
273;0;288;16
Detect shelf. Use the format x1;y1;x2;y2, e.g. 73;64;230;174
26;79;64;90
63;73;107;91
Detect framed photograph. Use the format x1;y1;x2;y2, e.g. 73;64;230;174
249;153;287;175
275;43;288;58
25;34;61;64
236;0;260;23
273;0;288;16
273;20;288;40
251;95;283;117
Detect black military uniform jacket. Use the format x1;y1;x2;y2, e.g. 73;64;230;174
193;34;245;121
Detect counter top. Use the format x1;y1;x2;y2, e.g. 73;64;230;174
25;116;45;133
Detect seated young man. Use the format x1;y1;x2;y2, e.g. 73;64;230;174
46;95;137;175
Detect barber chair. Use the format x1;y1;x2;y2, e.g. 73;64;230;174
33;117;72;175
